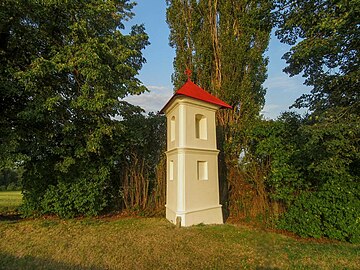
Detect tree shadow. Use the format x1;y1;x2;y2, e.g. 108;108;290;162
256;267;281;270
0;252;104;270
0;213;22;222
217;125;230;223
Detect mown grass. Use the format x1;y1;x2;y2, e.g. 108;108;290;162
0;216;359;270
0;191;22;214
0;192;359;269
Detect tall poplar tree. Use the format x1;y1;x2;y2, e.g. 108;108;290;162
166;0;272;217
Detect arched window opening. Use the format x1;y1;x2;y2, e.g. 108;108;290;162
195;114;207;140
170;116;175;142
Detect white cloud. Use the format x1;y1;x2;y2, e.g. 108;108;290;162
263;73;311;119
264;74;307;93
146;85;169;91
123;85;173;113
261;104;282;119
261;103;309;120
262;104;281;111
122;78;309;119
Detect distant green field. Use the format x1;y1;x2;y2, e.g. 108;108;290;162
0;191;22;214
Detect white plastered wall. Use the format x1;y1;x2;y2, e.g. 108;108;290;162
165;96;223;226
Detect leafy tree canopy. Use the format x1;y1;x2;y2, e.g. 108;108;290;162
274;0;359;183
0;0;149;216
273;0;359;242
275;0;359;114
166;0;273;161
166;0;273;220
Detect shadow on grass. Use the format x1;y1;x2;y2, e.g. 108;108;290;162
256;267;281;270
0;252;103;270
0;213;22;222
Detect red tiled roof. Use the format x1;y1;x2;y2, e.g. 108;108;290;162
160;80;232;113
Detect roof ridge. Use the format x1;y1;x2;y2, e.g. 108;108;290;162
160;80;232;113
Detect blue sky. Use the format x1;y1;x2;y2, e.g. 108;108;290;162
124;1;310;119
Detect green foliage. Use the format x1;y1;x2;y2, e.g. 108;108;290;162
17;104;166;217
275;0;359;114
40;177;108;219
301;112;360;185
276;112;360;242
1;0;149;217
166;0;273;219
120;110;166;177
0;168;22;191
166;0;272;124
115;108;166;210
278;177;360;243
244;112;305;204
272;0;360;243
246;110;360;243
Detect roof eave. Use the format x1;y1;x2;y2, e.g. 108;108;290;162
160;94;232;114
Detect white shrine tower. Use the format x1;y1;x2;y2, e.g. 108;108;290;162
160;70;232;227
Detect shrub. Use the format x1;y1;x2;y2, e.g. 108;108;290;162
40;177;108;218
6;183;17;191
278;177;360;243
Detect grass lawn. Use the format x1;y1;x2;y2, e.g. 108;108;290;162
0;192;359;269
0;217;359;269
0;191;22;214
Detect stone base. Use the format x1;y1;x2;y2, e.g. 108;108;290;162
166;205;223;227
